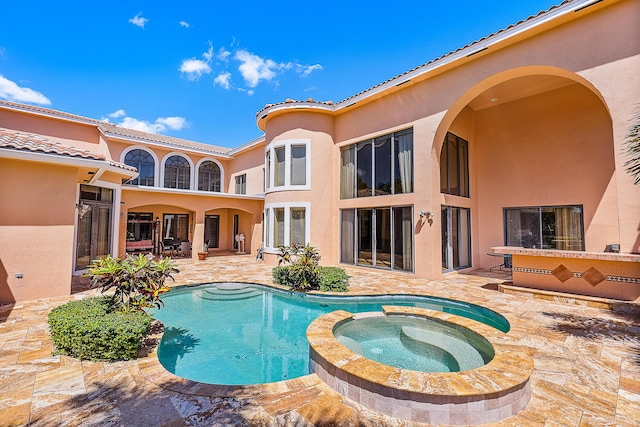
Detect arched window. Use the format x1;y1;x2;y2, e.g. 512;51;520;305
123;149;155;186
164;155;190;189
198;161;221;192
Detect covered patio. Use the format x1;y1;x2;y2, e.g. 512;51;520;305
1;256;638;426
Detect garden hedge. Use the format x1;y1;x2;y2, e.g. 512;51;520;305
48;296;151;361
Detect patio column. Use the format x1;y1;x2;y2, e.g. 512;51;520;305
192;209;205;260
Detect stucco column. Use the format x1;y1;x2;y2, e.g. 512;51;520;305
192;209;205;260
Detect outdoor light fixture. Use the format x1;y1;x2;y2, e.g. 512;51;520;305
419;210;434;219
76;202;90;219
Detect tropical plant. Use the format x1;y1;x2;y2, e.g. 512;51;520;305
84;254;178;313
272;244;349;292
624;105;640;185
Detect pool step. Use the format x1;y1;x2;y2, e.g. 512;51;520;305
400;326;487;371
195;287;262;301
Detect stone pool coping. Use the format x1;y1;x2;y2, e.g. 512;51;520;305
307;306;535;425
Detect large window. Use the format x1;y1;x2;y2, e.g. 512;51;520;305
442;206;471;271
340;206;413;272
265;139;310;191
440;132;469;197
164;155;191;189
123;149;155;186
505;205;584;251
198;161;221;192
235;174;246;194
341;129;413;199
263;204;309;250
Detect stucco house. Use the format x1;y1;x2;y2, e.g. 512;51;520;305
1;0;638;303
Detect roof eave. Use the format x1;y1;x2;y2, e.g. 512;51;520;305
0;147;138;178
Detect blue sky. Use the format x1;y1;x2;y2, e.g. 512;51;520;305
0;1;560;148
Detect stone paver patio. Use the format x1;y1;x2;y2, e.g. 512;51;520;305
1;255;639;426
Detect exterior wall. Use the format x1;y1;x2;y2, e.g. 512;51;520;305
263;112;336;265
0;109;105;155
259;0;640;279
0;159;76;303
228;143;265;196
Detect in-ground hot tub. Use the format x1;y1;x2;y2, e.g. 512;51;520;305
307;306;534;425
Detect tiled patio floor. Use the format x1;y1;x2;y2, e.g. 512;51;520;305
1;255;639;426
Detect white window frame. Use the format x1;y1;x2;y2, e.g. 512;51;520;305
120;145;160;187
265;139;311;192
161;152;195;190
263;202;311;253
195;157;225;193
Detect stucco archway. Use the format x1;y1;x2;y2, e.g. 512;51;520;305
432;66;616;270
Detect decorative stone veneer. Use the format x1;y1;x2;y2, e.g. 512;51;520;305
307;306;534;425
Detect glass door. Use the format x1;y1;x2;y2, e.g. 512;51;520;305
75;204;111;270
442;205;471;271
204;215;220;248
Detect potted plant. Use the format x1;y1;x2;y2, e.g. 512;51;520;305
197;242;208;260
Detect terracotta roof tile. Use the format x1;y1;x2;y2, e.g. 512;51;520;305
0;100;233;156
0;128;137;172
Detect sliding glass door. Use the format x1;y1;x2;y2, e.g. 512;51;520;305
442;205;471;271
341;206;413;272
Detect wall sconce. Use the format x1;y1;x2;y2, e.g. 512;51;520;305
76;202;90;219
419;210;434;220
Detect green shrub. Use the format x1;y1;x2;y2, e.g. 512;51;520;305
84;254;178;313
48;296;152;361
319;267;350;292
273;264;350;293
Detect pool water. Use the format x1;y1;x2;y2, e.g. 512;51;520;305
153;283;508;385
334;315;495;372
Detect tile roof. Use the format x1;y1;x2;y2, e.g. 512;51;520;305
0;100;233;156
0;127;137;172
98;122;232;156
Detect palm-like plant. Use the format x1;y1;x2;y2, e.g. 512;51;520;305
624;105;640;185
84;254;178;312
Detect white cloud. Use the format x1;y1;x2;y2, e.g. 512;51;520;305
217;47;231;62
179;59;212;80
180;44;215;80
129;12;148;28
214;72;232;90
108;109;126;118
297;63;323;77
156;116;186;130
234;50;284;88
0;74;51;105
202;42;214;62
116;115;187;134
179;21;190;28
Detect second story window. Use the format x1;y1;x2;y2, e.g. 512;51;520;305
265;139;310;191
164;155;190;189
235;174;247;194
124;149;155;186
198;161;221;192
341;129;413;199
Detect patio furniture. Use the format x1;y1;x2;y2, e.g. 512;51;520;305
162;238;178;257
180;241;192;257
487;252;512;272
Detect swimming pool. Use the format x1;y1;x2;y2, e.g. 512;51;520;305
153;283;509;385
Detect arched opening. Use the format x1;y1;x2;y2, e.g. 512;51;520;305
434;67;615;271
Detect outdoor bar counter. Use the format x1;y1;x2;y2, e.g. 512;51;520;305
490;247;640;301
